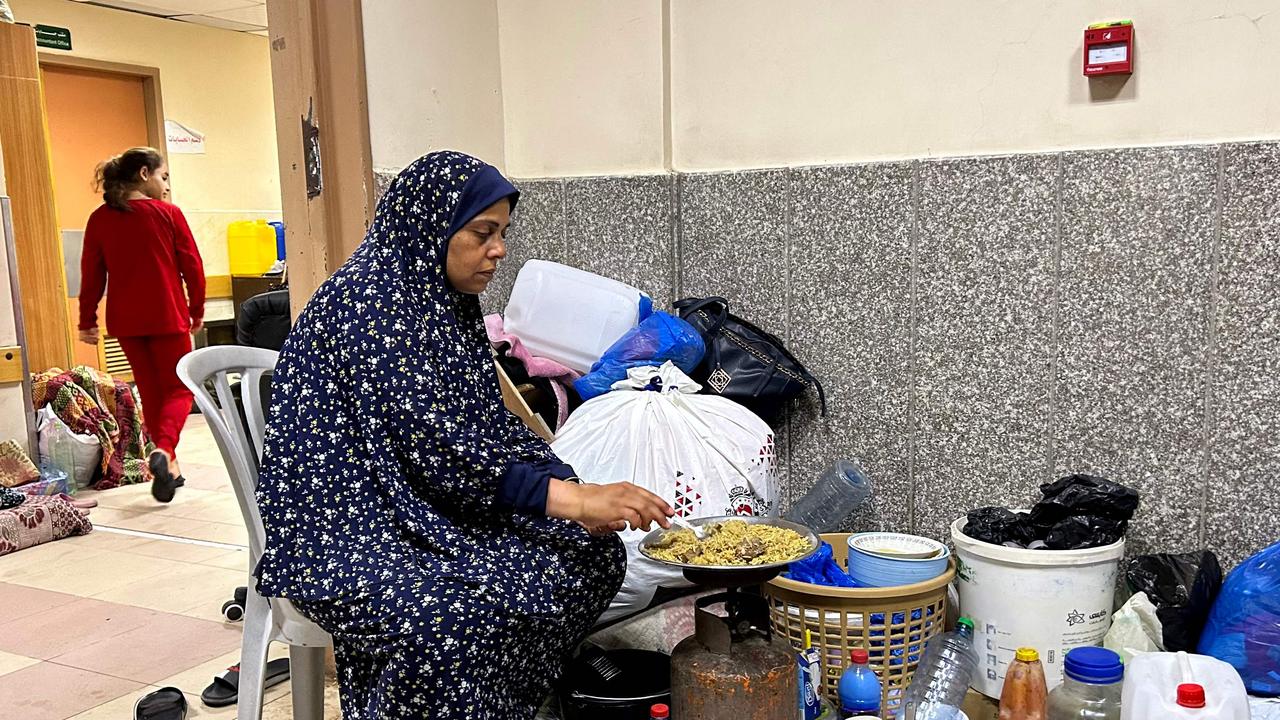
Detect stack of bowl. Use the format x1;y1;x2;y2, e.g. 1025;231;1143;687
846;532;951;587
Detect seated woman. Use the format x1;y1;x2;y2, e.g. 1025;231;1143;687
254;151;673;719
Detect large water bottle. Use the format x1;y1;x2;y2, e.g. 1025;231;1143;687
784;459;872;532
902;618;980;720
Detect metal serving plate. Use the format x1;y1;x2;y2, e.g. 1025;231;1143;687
638;515;820;572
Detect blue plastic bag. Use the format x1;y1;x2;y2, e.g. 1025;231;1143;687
787;542;862;588
1197;539;1280;696
574;312;705;400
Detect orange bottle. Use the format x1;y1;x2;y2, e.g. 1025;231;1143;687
999;647;1048;720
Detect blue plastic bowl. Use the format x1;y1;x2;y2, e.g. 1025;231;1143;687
847;534;951;587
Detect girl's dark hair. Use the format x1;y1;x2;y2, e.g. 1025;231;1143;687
94;147;163;211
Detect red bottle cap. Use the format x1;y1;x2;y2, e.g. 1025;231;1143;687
1177;683;1206;708
650;703;670;719
850;649;869;664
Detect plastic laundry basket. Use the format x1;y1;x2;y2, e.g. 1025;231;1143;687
765;532;954;716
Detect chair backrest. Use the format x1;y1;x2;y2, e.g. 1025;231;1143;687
176;346;279;563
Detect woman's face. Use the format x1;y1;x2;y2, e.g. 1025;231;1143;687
446;198;510;294
139;163;170;200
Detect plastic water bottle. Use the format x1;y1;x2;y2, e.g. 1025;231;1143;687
839;648;882;716
1046;647;1123;720
785;459;872;532
902;618;979;720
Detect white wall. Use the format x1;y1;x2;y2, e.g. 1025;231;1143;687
363;0;1280;177
497;0;665;177
363;0;506;172
671;0;1280;170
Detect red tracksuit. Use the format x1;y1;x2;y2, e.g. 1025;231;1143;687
80;198;205;459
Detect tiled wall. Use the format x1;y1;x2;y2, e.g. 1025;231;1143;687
376;141;1280;567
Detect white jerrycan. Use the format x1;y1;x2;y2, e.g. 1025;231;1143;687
1121;651;1249;720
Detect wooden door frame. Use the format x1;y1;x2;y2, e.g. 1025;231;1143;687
265;0;375;318
37;54;167;159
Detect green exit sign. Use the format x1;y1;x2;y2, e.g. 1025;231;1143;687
34;24;72;51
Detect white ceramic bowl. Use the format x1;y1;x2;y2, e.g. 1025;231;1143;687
848;532;947;560
847;533;951;587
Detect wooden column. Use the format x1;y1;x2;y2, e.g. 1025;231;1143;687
265;0;375;318
0;23;72;372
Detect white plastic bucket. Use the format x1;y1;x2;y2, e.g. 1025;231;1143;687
950;516;1124;698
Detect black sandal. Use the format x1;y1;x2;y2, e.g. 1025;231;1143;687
149;452;182;503
200;657;291;708
135;686;187;720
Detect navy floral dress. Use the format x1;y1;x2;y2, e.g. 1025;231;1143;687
255;151;626;719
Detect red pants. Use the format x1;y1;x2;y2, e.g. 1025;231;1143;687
118;333;194;459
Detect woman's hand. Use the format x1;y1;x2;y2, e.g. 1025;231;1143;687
547;479;673;533
78;326;100;345
190;319;204;334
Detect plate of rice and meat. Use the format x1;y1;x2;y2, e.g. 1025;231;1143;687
639;516;820;571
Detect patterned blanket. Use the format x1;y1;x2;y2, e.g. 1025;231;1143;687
33;366;154;490
0;495;92;557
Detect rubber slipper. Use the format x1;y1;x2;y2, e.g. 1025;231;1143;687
149;452;179;503
200;657;291;708
135;686;187;720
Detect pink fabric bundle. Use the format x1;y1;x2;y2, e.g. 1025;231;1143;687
485;314;581;429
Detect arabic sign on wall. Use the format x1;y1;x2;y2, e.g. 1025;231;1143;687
165;120;205;155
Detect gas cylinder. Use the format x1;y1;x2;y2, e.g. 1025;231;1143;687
669;588;798;720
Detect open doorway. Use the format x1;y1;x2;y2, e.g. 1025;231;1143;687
40;56;166;381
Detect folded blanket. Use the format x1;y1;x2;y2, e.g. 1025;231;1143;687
0;495;92;557
32;366;153;490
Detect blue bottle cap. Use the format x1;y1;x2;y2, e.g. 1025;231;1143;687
1064;647;1124;684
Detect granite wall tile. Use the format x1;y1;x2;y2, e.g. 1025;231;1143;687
678;170;790;333
562;175;676;308
914;154;1059;437
913;431;1050;542
482;179;567;313
1204;141;1280;567
1054;146;1219;556
786;163;915;531
373;170;396;205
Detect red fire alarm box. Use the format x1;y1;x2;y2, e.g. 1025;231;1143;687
1084;20;1134;76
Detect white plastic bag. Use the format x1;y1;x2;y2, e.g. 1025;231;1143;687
1104;591;1165;663
36;407;102;491
553;363;778;622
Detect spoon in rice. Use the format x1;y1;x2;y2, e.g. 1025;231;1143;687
670;515;707;540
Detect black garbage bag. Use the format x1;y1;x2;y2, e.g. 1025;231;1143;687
1031;474;1140;526
964;507;1037;546
1042;515;1128;550
1127;551;1223;652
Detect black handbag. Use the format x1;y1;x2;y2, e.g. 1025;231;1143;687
674;297;826;422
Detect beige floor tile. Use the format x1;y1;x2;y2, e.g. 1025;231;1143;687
56;529;151;553
91;562;247;617
0;649;39;677
125;537;234;564
0;537;106;576
261;680;343;720
200;549;251;572
4;548;186;597
0;661;143;720
85;506;147;526
65;685;155;719
185;521;251;547
171;493;247;525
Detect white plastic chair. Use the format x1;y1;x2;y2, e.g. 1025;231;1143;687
176;346;331;720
